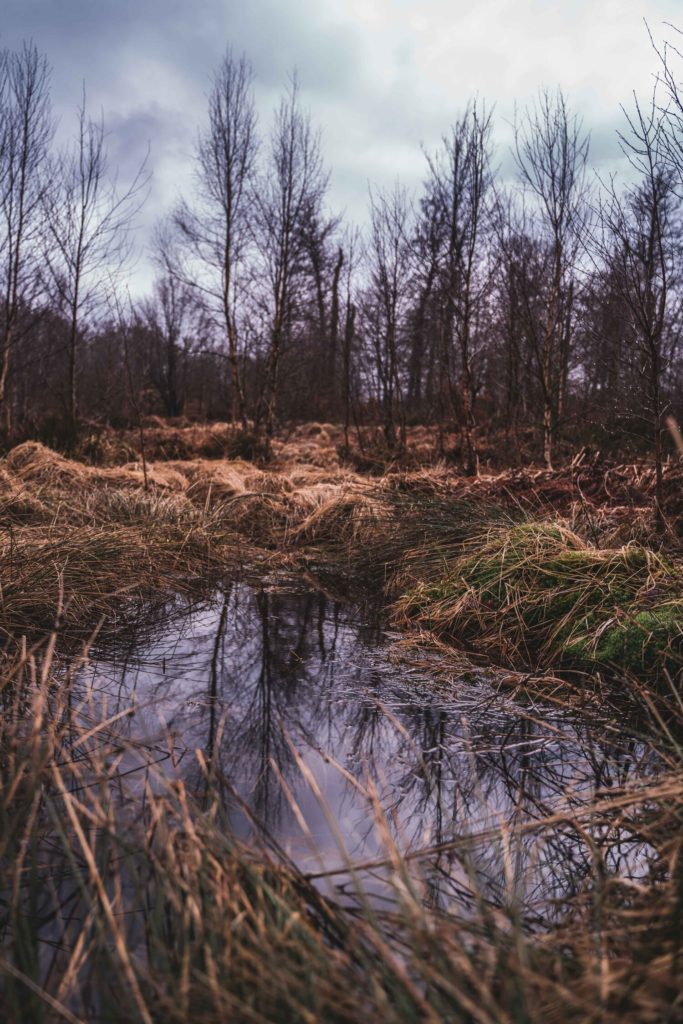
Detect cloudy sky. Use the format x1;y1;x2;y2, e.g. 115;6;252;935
2;0;681;288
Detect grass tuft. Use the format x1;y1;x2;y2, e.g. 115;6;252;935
396;521;683;677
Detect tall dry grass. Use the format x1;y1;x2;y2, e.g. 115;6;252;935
0;440;681;1019
0;630;682;1022
0;440;680;680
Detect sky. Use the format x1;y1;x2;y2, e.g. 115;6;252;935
2;0;682;291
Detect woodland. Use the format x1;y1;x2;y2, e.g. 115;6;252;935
0;39;681;485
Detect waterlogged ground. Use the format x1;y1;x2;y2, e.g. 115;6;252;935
80;581;659;922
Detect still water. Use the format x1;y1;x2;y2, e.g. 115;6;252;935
81;581;657;920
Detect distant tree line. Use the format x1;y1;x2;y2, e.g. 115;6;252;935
1;33;683;480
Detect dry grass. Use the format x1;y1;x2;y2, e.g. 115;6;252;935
0;635;682;1022
0;437;682;1019
0;440;680;681
0;441;384;642
69;418;683;511
0;444;274;641
395;520;683;678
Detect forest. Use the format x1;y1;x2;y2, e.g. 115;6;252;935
0;21;682;1024
0;37;682;480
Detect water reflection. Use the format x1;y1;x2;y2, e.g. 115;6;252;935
82;583;658;920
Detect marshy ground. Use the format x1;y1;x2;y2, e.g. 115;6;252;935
0;422;681;1022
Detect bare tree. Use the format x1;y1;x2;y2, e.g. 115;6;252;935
176;50;258;427
513;89;590;468
44;88;148;425
407;181;444;423
112;288;148;489
139;268;201;417
649;22;683;187
253;74;330;437
423;101;494;473
364;183;413;451
595;91;683;522
490;193;542;461
0;42;53;432
338;226;362;452
295;198;342;416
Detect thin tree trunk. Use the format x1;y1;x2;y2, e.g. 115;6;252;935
543;402;554;471
342;301;355;451
0;327;12;436
68;309;78;426
226;316;247;429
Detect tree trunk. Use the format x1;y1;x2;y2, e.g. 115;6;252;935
68;315;78;426
329;248;343;413
543;402;554;471
342;301;355;451
460;371;478;475
226;316;247;429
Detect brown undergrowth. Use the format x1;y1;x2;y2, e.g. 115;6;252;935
0;440;680;678
0;438;682;1021
69;418;683;525
0;595;680;1022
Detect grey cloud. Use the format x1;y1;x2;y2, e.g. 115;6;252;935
2;0;682;294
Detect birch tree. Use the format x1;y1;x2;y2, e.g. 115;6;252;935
44;90;148;424
254;75;330;437
176;50;258;426
513;89;590;468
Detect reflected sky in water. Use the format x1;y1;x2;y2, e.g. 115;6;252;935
81;583;659;921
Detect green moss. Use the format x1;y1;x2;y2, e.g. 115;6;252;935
396;520;683;680
563;602;683;673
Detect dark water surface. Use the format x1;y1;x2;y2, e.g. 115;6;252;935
80;582;658;920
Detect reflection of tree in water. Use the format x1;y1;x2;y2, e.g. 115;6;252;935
155;586;356;828
88;583;660;920
309;674;653;919
344;695;652;918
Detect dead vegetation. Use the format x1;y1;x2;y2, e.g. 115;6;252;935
0;432;680;1021
68;416;682;484
0;438;680;683
0;619;682;1022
